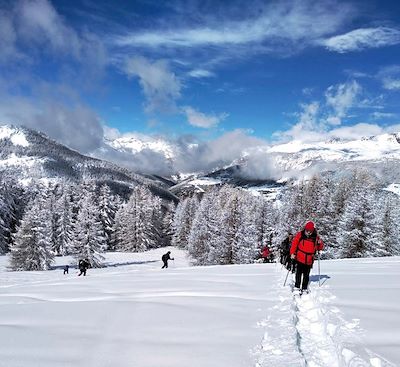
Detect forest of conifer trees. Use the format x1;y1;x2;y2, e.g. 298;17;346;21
1;168;399;271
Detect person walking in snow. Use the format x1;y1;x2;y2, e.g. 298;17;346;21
290;221;323;293
78;259;90;276
161;251;174;269
281;233;295;272
63;265;69;275
261;244;271;263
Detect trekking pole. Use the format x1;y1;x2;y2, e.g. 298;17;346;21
318;252;321;287
283;268;290;286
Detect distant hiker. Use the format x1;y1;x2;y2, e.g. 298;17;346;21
63;265;69;275
290;221;324;293
161;251;174;269
78;259;90;276
281;233;295;272
261;245;271;263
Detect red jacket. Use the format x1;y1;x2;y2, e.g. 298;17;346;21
261;247;270;258
290;230;323;266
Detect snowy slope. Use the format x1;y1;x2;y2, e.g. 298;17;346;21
0;249;399;367
105;134;176;159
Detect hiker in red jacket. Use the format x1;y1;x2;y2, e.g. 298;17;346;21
261;245;271;263
290;221;324;293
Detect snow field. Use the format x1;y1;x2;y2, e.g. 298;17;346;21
255;263;398;367
0;250;399;367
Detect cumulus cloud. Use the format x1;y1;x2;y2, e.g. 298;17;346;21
124;56;182;113
182;106;228;128
273;81;387;143
321;27;400;53
239;150;283;180
325;80;361;120
0;91;104;153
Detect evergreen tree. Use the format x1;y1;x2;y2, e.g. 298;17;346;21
162;202;176;247
113;186;158;252
54;188;74;255
98;184;118;249
188;191;224;265
73;193;106;267
9;194;54;271
172;196;198;249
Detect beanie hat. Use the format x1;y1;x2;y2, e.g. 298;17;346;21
304;221;315;231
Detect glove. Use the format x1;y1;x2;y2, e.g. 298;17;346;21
290;254;295;260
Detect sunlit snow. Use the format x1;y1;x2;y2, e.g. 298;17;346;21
0;248;399;367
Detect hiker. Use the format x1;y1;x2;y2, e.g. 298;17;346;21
63;265;69;275
161;251;174;269
78;259;90;276
290;221;324;293
281;233;295;272
261;244;271;263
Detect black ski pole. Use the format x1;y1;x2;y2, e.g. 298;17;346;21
318;252;321;287
283;268;290;286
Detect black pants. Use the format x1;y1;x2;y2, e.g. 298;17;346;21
78;268;87;276
162;261;168;269
295;261;312;290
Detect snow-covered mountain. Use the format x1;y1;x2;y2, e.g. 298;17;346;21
267;132;400;171
0;125;177;201
105;133;176;160
166;132;400;195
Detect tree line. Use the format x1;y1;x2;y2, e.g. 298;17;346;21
1;168;399;271
172;170;400;265
1;180;174;271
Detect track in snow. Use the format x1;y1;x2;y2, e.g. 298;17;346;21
255;267;396;367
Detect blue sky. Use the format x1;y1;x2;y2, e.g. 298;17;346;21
1;0;400;159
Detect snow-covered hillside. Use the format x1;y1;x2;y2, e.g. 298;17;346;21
0;125;177;202
0;248;398;367
105;134;176;160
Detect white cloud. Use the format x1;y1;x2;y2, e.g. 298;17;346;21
0;10;19;62
182;106;228;128
371;112;395;119
322;27;400;53
325;81;361;119
377;65;400;91
0;0;107;72
113;1;351;51
16;0;81;56
0;96;104;153
124;56;182;113
188;69;215;78
273;81;386;142
383;79;400;90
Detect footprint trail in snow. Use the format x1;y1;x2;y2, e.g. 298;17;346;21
255;268;396;367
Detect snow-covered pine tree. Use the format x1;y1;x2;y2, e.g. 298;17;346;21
188;190;225;265
337;187;376;258
54;188;74;255
161;201;176;247
98;184;118;250
171;196;198;249
113;186;158;252
9;193;54;271
375;193;400;256
220;191;241;264
232;196;260;264
72;193;107;267
148;195;163;249
0;182;23;254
